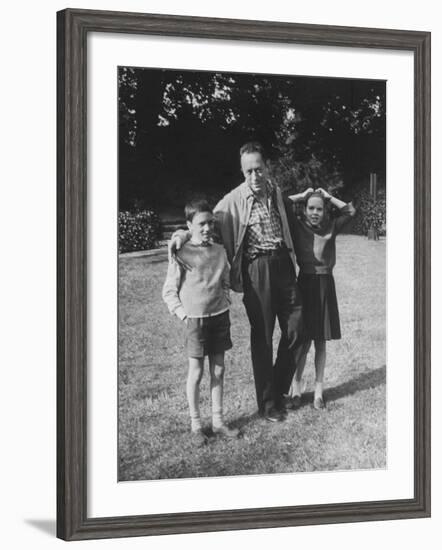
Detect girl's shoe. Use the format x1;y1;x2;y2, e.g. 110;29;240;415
289;395;302;409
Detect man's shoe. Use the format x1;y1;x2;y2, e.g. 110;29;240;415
213;424;240;439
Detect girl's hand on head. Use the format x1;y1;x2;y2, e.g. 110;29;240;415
288;187;314;202
318;188;331;199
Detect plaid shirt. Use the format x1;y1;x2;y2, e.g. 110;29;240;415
243;181;283;260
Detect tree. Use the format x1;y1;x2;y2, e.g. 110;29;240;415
118;67;386;210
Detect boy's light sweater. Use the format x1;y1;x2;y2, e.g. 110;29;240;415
162;240;231;320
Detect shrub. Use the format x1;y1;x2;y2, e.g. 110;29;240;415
119;210;162;253
352;189;386;236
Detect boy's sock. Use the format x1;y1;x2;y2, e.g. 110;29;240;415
212;408;224;430
190;415;203;432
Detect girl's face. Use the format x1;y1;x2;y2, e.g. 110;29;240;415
306;196;325;227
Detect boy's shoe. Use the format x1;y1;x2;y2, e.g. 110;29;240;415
191;429;209;447
213;424;240;439
313;396;326;410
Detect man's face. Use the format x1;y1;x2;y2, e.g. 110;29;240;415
241;152;268;195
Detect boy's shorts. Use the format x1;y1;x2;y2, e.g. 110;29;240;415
186;310;232;358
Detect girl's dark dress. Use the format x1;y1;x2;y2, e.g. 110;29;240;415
290;203;355;341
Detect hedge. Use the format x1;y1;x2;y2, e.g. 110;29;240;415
119;210;162;253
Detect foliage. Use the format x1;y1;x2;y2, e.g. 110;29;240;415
274;82;385;181
118;67;386;210
118;210;162;253
351;189;386;236
118;67;138;148
269;153;343;197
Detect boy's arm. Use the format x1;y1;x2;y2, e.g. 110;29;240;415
162;260;187;321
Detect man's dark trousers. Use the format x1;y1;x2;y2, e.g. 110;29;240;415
242;249;303;414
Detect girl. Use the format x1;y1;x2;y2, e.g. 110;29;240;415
288;187;355;409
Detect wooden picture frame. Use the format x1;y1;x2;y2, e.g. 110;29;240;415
57;8;431;541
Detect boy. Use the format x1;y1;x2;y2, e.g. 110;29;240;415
162;199;239;446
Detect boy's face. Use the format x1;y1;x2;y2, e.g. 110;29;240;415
187;211;214;244
306;196;325;227
241;151;268;195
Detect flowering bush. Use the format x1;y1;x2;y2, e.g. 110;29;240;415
118;210;162;253
352;189;386;236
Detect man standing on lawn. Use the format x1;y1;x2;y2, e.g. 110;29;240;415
170;142;303;422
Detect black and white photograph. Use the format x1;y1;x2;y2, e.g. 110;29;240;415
117;66;386;482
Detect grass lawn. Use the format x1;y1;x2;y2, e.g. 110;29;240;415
118;235;386;481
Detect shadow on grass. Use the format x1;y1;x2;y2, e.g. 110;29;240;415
301;365;386;406
232;366;386;422
227;411;261;432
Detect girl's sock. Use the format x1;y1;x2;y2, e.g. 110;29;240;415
291;379;303;397
314;381;324;400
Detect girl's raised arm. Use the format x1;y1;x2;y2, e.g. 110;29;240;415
317;188;348;210
288;187;314;202
317;188;356;232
